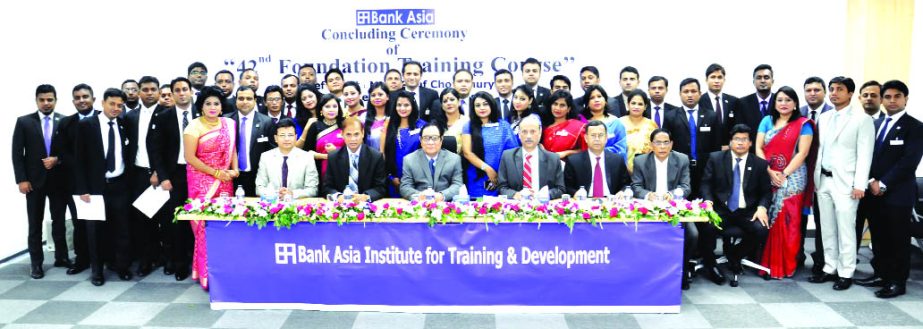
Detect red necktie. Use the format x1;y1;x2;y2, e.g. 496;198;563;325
286;104;293;118
593;156;604;198
523;154;533;191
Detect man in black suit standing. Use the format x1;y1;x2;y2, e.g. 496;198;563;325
187;62;208;97
521;58;551;116
403;61;444;124
494;69;514;122
663;78;721;199
225;86;275;196
12;84;71;279
854;80;923;298
148;77;198;281
214;70;236;115
645;76;679;127
701;124;772;287
564;120;630;196
609;66;640;117
74;88;135;286
323;117;388;202
737;64;774;144
234;68;266;114
58;84;98;275
497;116;565;199
698;63;741;147
121;79;141;112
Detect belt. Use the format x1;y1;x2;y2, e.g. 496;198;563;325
690;159;697;166
134;166;152;174
105;175;124;184
821;168;833;177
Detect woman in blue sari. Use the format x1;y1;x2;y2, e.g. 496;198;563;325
461;91;519;198
380;90;426;198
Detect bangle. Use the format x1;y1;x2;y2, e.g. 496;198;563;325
479;163;487;171
213;169;220;178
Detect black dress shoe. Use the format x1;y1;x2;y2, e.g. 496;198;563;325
91;274;105;286
175;270;190;281
53;259;73;268
855;275;886;287
66;263;89;275
163;266;175;275
875;283;906;298
808;273;838;283
135;264;153;277
681;277;690;290
811;263;825;275
30;265;44;279
117;270;133;281
833;278;853;290
705;266;726;285
729;274;740;287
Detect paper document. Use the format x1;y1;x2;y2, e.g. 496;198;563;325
133;186;171;218
72;195;106;221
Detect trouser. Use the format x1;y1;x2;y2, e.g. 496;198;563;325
696;222;721;267
235;170;257;197
682;222;699;272
866;196;912;284
25;186;69;266
799;193;824;267
164;166;193;272
86;176;131;276
856;197;872;254
130;166;161;266
68;198;89;267
719;209;770;265
816;175;859;278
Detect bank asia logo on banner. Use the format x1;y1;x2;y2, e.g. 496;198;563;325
356;9;435;26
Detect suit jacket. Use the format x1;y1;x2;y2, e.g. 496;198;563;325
399;149;464;200
229;95;267;115
323;144;388;201
813;106;875;193
497;147;565;199
224;111;276;173
148;105;200;182
631;152;691;198
54;110;99;192
868;113;923;206
700;151;771;218
563;150;630;196
12;112;66;190
698;93;741;145
255;148;319;198
663;107;721;162
495;96;513;123
534;85;552;116
608;94;629;117
410;86;443;123
643;103;680;126
738;93;771;143
124;105;165;169
799;103;834;121
74;114;133;195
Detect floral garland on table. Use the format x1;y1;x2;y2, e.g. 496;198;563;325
176;196;722;231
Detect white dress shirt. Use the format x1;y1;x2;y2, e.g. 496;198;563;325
134;103;156;168
876;110;904;142
98;114;124;178
655;156;669;193
176;105;191;165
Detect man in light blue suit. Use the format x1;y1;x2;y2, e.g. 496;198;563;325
255;118;318;199
399;121;464;201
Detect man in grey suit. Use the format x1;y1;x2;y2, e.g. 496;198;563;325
799;76;833;273
400;122;464;201
809;77;875;291
498;116;565;199
631;128;696;289
255;118;318;199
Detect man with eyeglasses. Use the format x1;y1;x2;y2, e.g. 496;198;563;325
700;124;772;287
187;62;208;101
399;121;463;201
563;120;630;197
121;79;141;112
255;118;318;199
497;115;565;200
225;86;275;196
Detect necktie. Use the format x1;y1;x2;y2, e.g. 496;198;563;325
182;110;189;129
106;121;115;172
729;158;742;211
239;117;248;171
286;104;293;118
523;153;533;191
272;117;279;125
876;117;892;148
687;110;697;160
759;100;768;117
43;116;52;156
348;154;359;192
715;96;723;123
502;99;510;120
810;110;817;122
429;158;436;181
593;156;604;198
654;106;662;127
460;99;467;113
281;156;289;188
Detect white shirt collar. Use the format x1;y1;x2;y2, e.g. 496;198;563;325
238;110;255;121
885;110;905;122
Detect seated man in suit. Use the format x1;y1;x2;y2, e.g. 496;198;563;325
631;128;697;289
399;121;464;201
255;118;319;199
323;117;388;202
498;115;565;199
564;120;630;197
701;124;771;287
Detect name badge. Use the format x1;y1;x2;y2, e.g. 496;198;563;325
409;128;421;135
608;133;615;139
151;124;156;130
555;130;569;137
336;133;342;139
890;139;904;146
257;136;269;143
124;140;130;146
483;122;499;128
700;126;711;132
729;112;734;118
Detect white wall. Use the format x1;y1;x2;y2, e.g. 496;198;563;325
0;0;853;259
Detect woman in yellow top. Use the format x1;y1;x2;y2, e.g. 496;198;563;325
619;89;658;173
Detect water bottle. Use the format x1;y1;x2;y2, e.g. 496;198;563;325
623;187;634;200
423;186;436;202
575;186;588;201
672;188;685;201
343;186;355;202
453;185;470;204
235;185;245;202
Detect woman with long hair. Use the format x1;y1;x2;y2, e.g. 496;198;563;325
461;91;519;198
364;82;390;150
619;89;658;172
508;84;542;135
342;81;366;120
302;94;345;183
380;90;427;197
440;87;469;153
293;84;322;138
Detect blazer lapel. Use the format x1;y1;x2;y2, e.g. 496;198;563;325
356;146;369;188
513;148;524;188
723;151;734;189
604;151;618;192
646;154;657;192
420;151;433;184
742;155;754;193
831;108;853;142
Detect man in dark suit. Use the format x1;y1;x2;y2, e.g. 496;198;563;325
698;64;742;147
148;77;198;281
521;58;552;116
187;62;208;96
225;86;275;196
608;66;640;117
564;120;630;196
12;84;71;279
324;117;388;202
121;79;141;112
57;84;98;275
494;69;514;122
281;74;300;118
631;129;696;289
214;70;238;115
663;78;721;199
400;122;464;201
403;61;444;124
232;68;266;114
737;64;774;144
645;76;679;127
854;80;923;298
799;76;833;272
498;116;565;199
574;66;621;117
74;88;135;286
701;124;772;287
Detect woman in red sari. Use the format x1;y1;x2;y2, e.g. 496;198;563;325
755;86;816;279
541;90;585;159
184;86;239;290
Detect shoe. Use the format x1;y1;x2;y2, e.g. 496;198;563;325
66;263;89;275
875;283;906;298
135;263;153;277
175;270;190;281
811;263;825;275
808;273;838;284
117;270;133;281
705;266;726;285
163;265;175;275
855;275;886;287
30;265;44;279
53;259;73;268
729;274;740;287
833;278;853;290
796;254;807;269
91;274;105;286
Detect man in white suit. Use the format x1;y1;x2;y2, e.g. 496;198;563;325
809;77;875;290
255;118;319;199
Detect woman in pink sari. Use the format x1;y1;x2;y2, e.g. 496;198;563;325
303;94;345;184
755;86;816;279
184;86;239;290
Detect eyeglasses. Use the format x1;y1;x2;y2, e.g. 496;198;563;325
421;136;442;143
731;137;750;143
265;97;283;102
276;134;296;139
190;70;207;76
652;141;672;147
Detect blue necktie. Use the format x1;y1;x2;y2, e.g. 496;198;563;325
654;106;662;127
238;117;248;171
281;156;288;188
759;101;768;117
729;158;742;212
687;110;697;160
876;117;892;148
429;158;436;179
43;116;52;156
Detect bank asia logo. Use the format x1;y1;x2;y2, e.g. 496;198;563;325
356;9;435;26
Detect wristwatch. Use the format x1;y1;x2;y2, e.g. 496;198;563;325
880;184;888;193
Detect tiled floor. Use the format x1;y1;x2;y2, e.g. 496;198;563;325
1;239;921;329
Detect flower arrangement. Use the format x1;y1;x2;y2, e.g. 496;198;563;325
175;197;722;230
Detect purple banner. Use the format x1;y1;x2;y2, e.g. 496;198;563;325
207;221;684;312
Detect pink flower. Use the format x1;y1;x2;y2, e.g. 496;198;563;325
368;204;378;212
222;205;233;214
443;207;452;214
356;212;365;221
556;208;565;215
491;203;501;211
581;212;591;220
478;207;488;215
383;203;390;209
669;200;677;207
455;208;462;214
685;203;693;210
183;204;194;212
639;207;649;215
332;212;340;219
665;208;675;217
269;204;283;214
396;208;403;215
609;208;619;218
699;202;708;209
